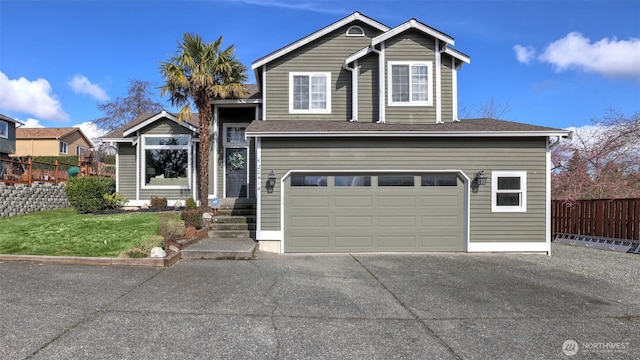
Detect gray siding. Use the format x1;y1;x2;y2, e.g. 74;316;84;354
265;22;384;120
117;143;137;200
260;137;548;243
384;30;438;123
357;53;379;122
0;121;16;155
441;54;454;122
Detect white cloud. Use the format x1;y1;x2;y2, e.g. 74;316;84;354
513;45;536;64
0;71;69;121
67;75;109;101
228;0;344;14
539;32;640;78
21;118;45;128
73;121;107;147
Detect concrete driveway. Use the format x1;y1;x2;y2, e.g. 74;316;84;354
1;244;638;359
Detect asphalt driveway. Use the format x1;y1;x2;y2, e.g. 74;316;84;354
1;244;638;359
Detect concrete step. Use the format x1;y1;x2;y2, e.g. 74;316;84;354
217;208;256;216
210;222;256;231
181;238;257;260
212;215;256;224
216;198;256;210
208;230;256;239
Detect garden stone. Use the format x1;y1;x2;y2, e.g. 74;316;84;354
169;245;180;253
149;247;166;258
202;212;212;219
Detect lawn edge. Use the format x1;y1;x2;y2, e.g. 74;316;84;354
0;251;181;267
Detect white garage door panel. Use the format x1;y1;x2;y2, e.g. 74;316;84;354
284;174;465;252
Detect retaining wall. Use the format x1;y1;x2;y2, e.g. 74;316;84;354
0;183;68;218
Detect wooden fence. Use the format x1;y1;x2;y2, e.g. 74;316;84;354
0;157;114;186
552;199;640;240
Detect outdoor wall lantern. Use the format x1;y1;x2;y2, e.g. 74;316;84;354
266;170;276;193
474;170;488;186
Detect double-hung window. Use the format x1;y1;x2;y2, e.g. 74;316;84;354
388;61;433;106
0;120;7;139
491;171;527;212
289;72;331;114
142;135;191;188
59;141;68;154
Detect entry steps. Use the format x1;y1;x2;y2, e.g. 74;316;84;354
553;233;640;255
182;198;258;260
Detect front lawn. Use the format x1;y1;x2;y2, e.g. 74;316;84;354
0;208;162;257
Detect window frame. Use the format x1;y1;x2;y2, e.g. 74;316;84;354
141;134;192;189
491;171;527;212
0;120;7;139
387;61;433;107
289;72;331;114
59;141;68;154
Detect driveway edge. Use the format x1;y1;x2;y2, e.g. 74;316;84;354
0;251;181;267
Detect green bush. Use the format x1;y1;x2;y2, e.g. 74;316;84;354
150;196;168;209
180;209;203;229
65;177;116;213
103;192;128;209
185;197;197;210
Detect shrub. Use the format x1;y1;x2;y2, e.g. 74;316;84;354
181;209;203;229
150;196;167;209
158;215;185;241
103;192;128;209
185;197;197;210
66;177;116;213
120;234;164;258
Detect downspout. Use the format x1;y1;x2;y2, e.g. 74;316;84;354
371;44;385;124
343;60;359;122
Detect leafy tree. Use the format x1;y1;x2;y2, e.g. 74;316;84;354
94;79;164;131
159;33;247;208
552;109;640;201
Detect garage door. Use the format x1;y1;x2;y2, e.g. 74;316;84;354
284;173;465;252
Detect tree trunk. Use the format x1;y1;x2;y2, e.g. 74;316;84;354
198;108;210;210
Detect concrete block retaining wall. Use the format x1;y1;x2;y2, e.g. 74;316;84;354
0;183;68;218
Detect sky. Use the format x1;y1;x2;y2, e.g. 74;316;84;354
0;0;639;143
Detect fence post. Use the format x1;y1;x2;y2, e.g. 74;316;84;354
27;158;33;185
54;160;59;184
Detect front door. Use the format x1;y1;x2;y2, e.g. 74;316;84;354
225;148;248;198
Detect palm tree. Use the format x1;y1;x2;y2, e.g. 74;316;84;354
160;33;247;208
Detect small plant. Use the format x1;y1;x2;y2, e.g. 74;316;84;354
103;192;128;209
150;196;168;209
185;197;197;210
181;209;203;229
120;234;164;258
158;214;185;241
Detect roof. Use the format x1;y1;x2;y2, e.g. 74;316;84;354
371;18;455;46
245;119;572;138
0;113;24;125
102;110;199;140
17;127;80;139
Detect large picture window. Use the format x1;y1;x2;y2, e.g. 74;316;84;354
491;171;527;212
143;135;191;188
289;72;331;114
388;61;433;106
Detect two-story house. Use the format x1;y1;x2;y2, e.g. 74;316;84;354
103;12;571;254
14;127;93;157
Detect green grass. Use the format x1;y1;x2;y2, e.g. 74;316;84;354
0;208;162;257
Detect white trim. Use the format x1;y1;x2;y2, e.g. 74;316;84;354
252;12;390;70
246;130;573;138
387;61;433;107
452;57;459;121
140;134;192;190
546;139;552;256
257;230;283;241
289;72;332;114
372;19;455;47
255;138;262;235
262;65;267;120
378;43;385;123
278;169;470;253
346;25;365;37
444;47;470;64
123;110;198;137
345;46;373;64
491;171;527;212
435;40;442;124
468;242;549;253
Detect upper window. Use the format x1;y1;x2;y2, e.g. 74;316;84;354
346;25;365;37
0;120;7;139
142;135;191;188
289;72;331;114
77;146;86;155
492;171;527;212
60;141;68;154
224;125;248;147
388;61;433;106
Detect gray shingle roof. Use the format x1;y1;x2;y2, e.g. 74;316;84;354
103;112;199;139
246;118;570;137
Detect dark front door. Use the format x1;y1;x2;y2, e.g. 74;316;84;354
225;148;247;198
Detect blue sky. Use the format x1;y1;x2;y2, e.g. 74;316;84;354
0;0;638;140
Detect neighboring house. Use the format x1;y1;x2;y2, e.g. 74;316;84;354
14;127;93;157
0;113;23;159
103;12;571;254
